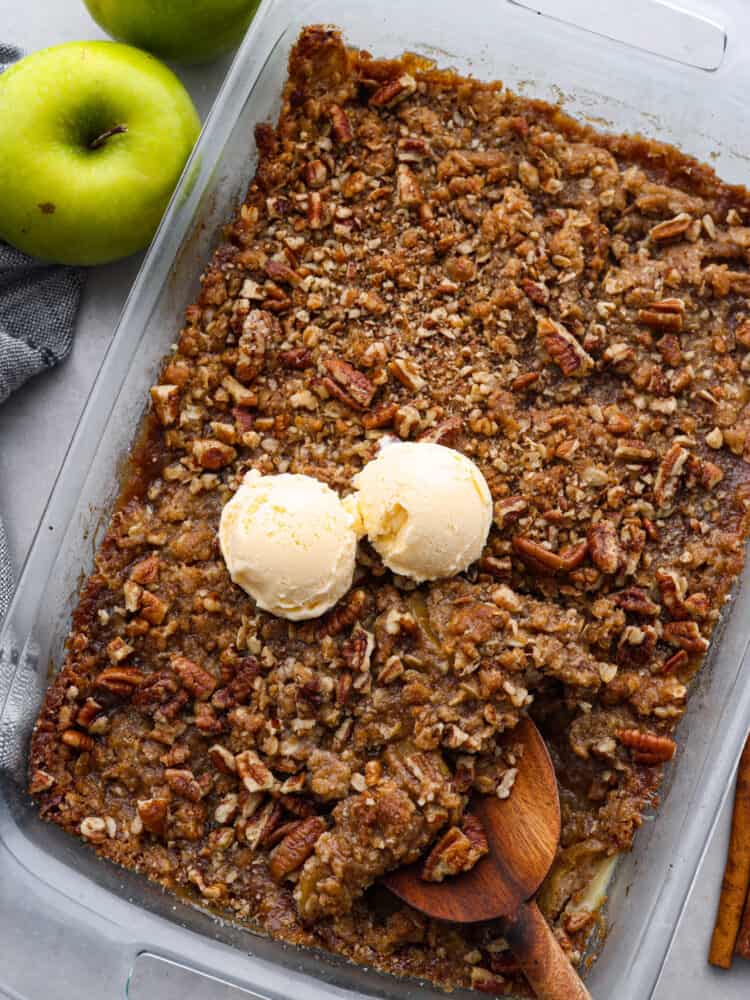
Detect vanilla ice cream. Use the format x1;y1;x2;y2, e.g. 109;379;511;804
350;441;492;582
219;470;358;621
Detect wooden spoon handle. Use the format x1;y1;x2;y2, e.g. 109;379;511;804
504;900;592;1000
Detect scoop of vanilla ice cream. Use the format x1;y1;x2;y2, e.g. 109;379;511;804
350;441;492;582
219;470;358;621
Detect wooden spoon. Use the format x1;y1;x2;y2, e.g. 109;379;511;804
383;717;591;1000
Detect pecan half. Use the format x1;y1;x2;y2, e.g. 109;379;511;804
616;729;676;763
614;439;657;463
637;298;685;331
537;316;594;377
612;587;660;617
587;521;621;575
95;665;145;697
323;358;376;410
278;347;312;370
512;536;586;575
172;655;216;700
648;213;692;242
61;729;94;752
369;73;417;108
329;104;353;143
396;164;423;206
319;589;367;637
362;402;398;430
265;259;301;286
269;816;327;881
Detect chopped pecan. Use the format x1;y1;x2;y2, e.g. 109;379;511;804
278;347;312;369
616;729;676;763
192;438;237;470
165;768;204;802
307;191;324;229
76;698;104;730
235;749;276;793
396;164;423;206
369;73;417;108
587;521;621;575
320;589;367;637
29;769;55;794
106;636;134;664
649;213;692;242
657;334;683;366
342;624;375;672
61;729;94;752
269;816;327;881
362;402;398;429
172;655;216;700
397;136;432;161
129;554;160;585
323;358;376;409
329;104;353;143
305;158;328;188
95;665;145;697
222;374;257;408
520;279;549;304
150;384;181;426
421;813;488;882
265;259;301;286
637;298;685;331
137;797;168;837
494;496;528;530
614;439;657;463
663;620;709;652
612;587;660;617
657;649;689;674
389;357;425;391
208;744;237;774
510;371;540;392
243;800;283;851
537;316;594;377
419;416;463;446
512;536;586;575
653;443;689;508
236;309;276;383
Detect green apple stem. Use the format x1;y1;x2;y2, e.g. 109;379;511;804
89;123;128;149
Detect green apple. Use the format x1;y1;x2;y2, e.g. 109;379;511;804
0;42;200;266
83;0;261;65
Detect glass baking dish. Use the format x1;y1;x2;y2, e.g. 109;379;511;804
2;1;750;997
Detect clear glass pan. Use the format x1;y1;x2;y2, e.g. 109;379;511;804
3;1;750;997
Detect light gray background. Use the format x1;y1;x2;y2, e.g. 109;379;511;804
0;2;747;998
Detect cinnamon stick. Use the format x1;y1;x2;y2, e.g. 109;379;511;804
709;733;750;968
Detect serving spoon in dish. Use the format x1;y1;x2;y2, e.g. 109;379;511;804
383;717;592;1000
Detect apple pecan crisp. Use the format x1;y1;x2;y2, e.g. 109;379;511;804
30;25;750;995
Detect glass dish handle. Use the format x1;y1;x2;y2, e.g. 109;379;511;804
507;0;727;71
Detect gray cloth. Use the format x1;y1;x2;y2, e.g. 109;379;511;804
0;44;85;622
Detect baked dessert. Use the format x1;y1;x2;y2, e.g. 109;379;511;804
29;25;750;995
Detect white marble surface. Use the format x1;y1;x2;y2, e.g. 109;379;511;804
0;2;748;998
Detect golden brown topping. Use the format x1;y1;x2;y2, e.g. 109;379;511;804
537;316;594;377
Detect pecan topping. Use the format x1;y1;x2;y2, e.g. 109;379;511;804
612;587;660;617
396;164;423;206
328;104;353;143
362;402;398;429
587;521;621;575
653;443;689;508
172;655;217;700
61;729;94;752
418;416;463;446
137;797;168;837
150;384;181;426
663;620;709;652
614;439;657;463
512;536;586;575
323;358;376;410
537;317;594;377
192;438;237;470
278;347;312;369
494;496;528;530
648;213;692;242
77;698;104;730
270;816;327;881
421;813;489;882
95;665;145;697
637;298;685;331
165;768;204;802
305;158;328;188
236;309;276;384
616;729;676;764
235;749;276;793
369;73;417;108
29;769;55;794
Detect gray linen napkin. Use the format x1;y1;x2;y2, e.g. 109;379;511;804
0;44;85;622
